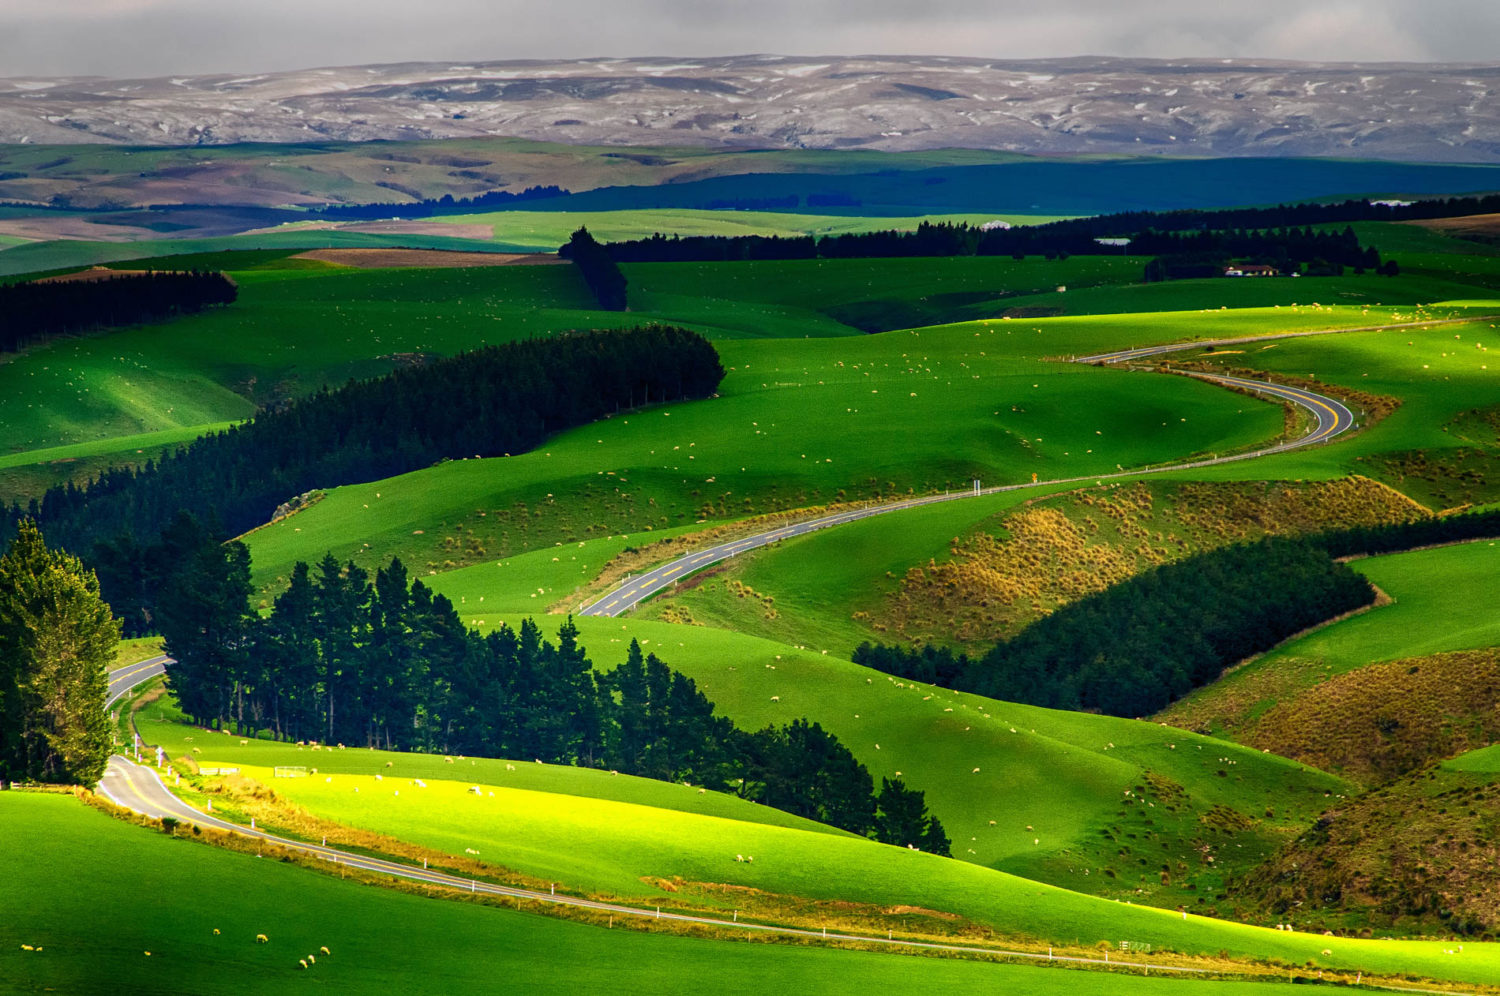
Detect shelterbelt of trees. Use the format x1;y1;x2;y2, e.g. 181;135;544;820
584;191;1500;268
153;513;948;853
3;326;725;603
855;509;1500;717
0;270;236;354
592;219;1381;274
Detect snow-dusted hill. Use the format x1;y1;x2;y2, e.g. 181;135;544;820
1;54;1496;161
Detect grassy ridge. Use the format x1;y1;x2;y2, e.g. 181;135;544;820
117;706;1500;985
12;792;1281;996
641;477;1427;654
245;302;1454;589
1159;539;1500;737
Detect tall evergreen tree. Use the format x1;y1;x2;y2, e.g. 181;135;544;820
155;522;254;730
0;520;119;785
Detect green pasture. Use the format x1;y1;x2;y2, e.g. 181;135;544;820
990;272;1495;318
1265;538;1500;670
7;793;1325;996
243;302;1474;592
203;601;1343;904
1160;538;1500;734
433;208;1067;250
114;636;164;670
0;255;1144;472
115;707;1500;984
631;486;1069;653
133;702;839;838
1444;742;1500;773
0;228;520;278
1171;309;1500;482
245;305;1345;586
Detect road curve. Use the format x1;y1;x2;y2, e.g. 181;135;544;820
579;324;1375;618
96;662;1204;976
107;655;168;708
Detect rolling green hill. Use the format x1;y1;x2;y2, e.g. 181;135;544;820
15;791;1312;996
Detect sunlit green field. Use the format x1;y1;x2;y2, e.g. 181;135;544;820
112;705;1500;986
1210;538;1500;689
433;208;1068;249
15;792;1338;996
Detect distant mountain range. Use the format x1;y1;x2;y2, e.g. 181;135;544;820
1;54;1497;162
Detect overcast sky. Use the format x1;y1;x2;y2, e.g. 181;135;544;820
2;0;1495;78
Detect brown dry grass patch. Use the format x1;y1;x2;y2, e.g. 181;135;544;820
1243;648;1500;787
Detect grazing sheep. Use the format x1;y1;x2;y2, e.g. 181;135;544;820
505;763;516;771
213;929;220;935
698;788;706;794
972;767;980;773
256;934;269;944
239;739;248;745
320;946;330;955
384;761;393;767
299;959;308;969
770;695;780;702
445;757;454;763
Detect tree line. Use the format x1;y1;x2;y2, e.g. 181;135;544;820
156;515;948;852
573;187;1500;269
584;219;1385;273
0;270;237;354
2;325;725;619
0;521;117;787
313;185;568;221
855;492;1500;718
855;536;1377;718
1139;226;1393;280
559;227;629;309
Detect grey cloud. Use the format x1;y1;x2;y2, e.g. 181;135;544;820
1;0;1497;78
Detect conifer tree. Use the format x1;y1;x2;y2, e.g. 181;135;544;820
0;520;118;785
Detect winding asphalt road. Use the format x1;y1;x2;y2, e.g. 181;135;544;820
96;662;1201;976
107;655;168;708
577;322;1391;618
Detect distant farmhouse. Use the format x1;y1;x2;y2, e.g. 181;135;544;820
1223;263;1280;277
